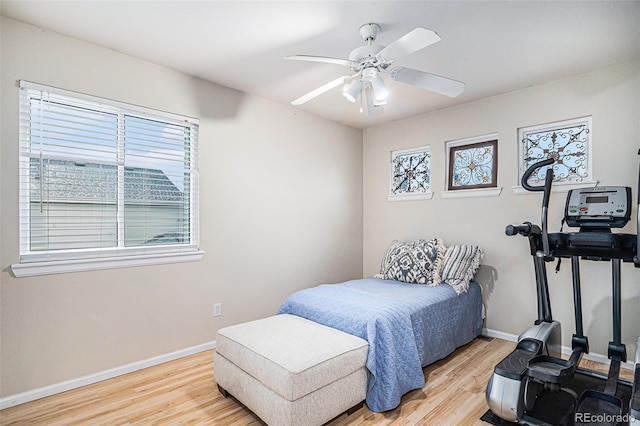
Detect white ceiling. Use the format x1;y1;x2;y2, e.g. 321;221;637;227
2;1;639;129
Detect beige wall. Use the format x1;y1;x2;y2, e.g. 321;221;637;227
363;60;640;359
0;17;363;397
2;14;638;402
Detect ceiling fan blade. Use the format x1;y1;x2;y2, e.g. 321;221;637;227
291;76;349;105
378;28;441;62
285;55;351;67
391;67;465;97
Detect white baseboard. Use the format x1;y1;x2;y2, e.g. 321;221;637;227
0;340;216;410
482;328;635;371
482;327;519;342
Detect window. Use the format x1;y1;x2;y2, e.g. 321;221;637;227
388;145;433;201
12;81;202;277
516;116;595;192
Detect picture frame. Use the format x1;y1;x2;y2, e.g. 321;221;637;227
447;138;498;191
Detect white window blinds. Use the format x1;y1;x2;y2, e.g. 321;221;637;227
17;81;199;265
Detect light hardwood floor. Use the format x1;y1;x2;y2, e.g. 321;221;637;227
0;337;633;425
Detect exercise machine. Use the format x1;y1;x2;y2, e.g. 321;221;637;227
485;152;640;425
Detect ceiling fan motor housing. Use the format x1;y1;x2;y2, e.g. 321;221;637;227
348;45;385;71
359;23;381;42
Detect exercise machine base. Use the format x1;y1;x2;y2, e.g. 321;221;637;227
482;370;634;426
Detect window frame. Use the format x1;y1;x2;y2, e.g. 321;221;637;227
11;81;203;277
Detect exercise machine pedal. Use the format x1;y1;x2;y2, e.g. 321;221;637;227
527;355;576;384
575;390;623;426
574;356;624;425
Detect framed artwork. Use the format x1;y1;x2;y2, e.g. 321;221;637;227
389;145;431;197
447;138;498;191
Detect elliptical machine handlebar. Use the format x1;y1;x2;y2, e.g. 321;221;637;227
507;158;555;259
521;157;555;193
505;221;541;237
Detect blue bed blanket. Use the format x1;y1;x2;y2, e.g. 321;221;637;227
277;277;483;412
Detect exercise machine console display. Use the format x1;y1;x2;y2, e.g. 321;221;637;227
485;154;640;425
565;187;631;229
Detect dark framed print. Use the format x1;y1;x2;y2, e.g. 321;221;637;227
447;139;498;191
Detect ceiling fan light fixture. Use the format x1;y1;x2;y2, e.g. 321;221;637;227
374;97;388;107
371;76;389;102
343;79;363;103
361;67;378;83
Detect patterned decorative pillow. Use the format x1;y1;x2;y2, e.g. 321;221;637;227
374;238;445;285
439;245;484;294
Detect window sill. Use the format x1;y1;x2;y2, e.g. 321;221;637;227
10;250;205;278
512;180;598;195
441;187;502;199
387;191;434;202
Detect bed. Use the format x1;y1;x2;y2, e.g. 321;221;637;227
277;240;485;412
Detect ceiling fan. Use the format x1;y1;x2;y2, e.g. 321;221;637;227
286;23;465;117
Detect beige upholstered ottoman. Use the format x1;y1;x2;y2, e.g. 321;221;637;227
214;314;369;426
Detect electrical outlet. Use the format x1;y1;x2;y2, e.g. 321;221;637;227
213;303;222;317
